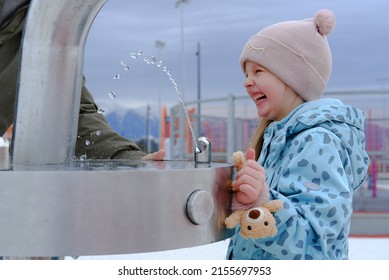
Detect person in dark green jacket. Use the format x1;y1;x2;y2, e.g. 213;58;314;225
0;0;164;161
0;0;164;260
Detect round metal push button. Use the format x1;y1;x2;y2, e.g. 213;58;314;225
186;189;214;225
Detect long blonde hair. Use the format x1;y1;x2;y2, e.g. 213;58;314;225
250;118;273;161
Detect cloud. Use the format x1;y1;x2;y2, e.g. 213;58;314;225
83;0;389;113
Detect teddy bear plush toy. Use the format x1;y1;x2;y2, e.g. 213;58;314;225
224;151;283;239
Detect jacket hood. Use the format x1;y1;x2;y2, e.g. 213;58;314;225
293;98;365;131
271;98;369;189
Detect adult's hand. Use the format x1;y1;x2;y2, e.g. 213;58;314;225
142;149;165;161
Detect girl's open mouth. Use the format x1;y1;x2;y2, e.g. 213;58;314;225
253;93;266;103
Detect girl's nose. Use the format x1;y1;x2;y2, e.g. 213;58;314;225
243;76;254;88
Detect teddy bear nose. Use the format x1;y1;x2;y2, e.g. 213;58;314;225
246;207;265;224
249;209;261;219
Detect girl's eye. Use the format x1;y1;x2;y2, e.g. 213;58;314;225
255;69;262;73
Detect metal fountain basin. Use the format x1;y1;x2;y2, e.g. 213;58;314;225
0;160;233;257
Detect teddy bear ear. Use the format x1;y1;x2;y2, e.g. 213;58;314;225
263;200;283;213
224;210;243;229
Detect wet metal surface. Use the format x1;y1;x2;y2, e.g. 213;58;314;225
0;160;233;256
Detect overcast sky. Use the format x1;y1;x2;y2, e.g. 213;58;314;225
83;0;389;115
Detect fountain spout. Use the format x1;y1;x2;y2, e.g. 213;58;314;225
12;0;108;165
194;137;211;164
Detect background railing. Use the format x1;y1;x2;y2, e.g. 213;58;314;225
168;89;389;213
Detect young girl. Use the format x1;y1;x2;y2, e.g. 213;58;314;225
227;9;369;260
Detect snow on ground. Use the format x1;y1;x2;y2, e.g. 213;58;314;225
348;238;389;260
72;237;389;260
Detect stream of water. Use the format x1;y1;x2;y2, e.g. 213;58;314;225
117;50;199;153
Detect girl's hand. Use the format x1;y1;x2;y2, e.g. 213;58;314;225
233;148;266;204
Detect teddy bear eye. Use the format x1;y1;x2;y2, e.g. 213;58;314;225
246;207;265;223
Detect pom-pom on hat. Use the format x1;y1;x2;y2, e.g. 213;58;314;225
240;9;336;101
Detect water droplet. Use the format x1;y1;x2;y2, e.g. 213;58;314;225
97;108;105;114
108;91;116;99
130;52;138;59
163;66;168;72
85;140;91;146
121;60;129;71
95;130;101;136
113;74;121;79
150;56;157;64
137;50;143;56
157;61;163;67
80;154;87;161
144;57;151;64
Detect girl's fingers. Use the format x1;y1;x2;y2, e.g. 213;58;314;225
245;159;265;172
235;162;265;182
235;174;263;191
246;148;256;161
232;149;266;204
236;184;259;204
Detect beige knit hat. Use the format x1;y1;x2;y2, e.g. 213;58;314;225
240;9;336;101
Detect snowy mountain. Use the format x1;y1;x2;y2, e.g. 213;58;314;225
104;106;159;141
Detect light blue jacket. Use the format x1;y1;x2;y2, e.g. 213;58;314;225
227;98;370;260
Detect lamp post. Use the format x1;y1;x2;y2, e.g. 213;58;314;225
146;104;151;153
155;40;166;150
175;0;190;98
175;0;190;159
195;42;201;137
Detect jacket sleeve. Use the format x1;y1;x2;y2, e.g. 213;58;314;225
0;3;28;135
255;128;353;259
75;79;147;160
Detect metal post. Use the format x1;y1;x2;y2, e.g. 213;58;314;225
12;0;108;165
175;0;190;160
179;106;186;159
146;104;151;153
169;106;176;160
0;136;9;170
227;94;235;163
155;40;165;150
195;42;201;137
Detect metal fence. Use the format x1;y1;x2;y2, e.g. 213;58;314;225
168;89;389;212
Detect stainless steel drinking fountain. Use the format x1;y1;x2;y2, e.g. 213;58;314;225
0;0;233;257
